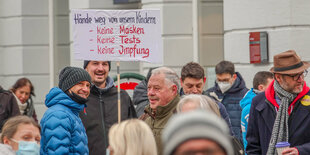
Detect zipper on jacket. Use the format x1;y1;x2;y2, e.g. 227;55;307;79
99;91;108;149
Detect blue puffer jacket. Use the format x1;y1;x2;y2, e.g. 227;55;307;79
205;72;248;142
240;88;257;154
40;87;89;155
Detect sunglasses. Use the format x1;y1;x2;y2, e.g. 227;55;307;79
283;70;308;81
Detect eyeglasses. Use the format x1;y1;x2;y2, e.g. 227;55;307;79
283;70;308;81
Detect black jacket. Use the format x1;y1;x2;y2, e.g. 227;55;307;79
0;86;20;131
133;80;149;117
79;77;137;155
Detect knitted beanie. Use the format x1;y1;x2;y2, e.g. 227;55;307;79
83;60;111;71
162;110;234;155
58;66;92;92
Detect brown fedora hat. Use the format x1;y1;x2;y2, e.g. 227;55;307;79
270;50;310;74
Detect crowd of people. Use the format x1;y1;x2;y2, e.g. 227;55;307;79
0;49;309;155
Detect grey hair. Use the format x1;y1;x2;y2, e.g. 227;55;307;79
177;94;220;117
151;67;180;92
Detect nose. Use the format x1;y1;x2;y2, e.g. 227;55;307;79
297;75;304;82
97;64;105;71
20;93;26;99
148;88;155;96
192;87;199;94
82;85;90;92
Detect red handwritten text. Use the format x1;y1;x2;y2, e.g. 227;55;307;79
97;26;113;34
97;36;115;44
119;35;141;44
98;45;114;54
119;25;144;34
119;44;149;58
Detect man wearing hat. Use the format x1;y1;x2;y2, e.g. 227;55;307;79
162;110;234;155
247;50;310;155
81;61;137;155
40;66;91;154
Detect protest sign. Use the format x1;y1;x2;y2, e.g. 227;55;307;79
71;9;163;64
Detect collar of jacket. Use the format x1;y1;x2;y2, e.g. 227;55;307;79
90;76;114;94
145;94;180;119
214;72;246;95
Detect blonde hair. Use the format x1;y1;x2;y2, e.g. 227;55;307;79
108;119;157;155
1;115;40;143
177;94;221;117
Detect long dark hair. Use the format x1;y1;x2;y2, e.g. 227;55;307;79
11;77;35;97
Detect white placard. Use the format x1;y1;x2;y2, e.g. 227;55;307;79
71;9;163;64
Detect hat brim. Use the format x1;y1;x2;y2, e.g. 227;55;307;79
270;61;310;74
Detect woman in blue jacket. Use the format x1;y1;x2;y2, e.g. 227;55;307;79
40;66;91;155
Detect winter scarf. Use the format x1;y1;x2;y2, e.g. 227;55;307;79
267;80;297;154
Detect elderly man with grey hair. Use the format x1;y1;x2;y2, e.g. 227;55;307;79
140;67;180;155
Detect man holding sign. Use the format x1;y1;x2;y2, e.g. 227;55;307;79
80;60;137;155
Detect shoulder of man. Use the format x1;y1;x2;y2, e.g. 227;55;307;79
203;90;222;102
205;86;217;93
299;90;310;107
251;92;267;108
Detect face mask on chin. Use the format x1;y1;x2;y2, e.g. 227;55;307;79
11;139;40;155
65;91;88;104
217;81;233;94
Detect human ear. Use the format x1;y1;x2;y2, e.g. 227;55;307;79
3;137;11;145
258;84;264;92
172;85;178;94
274;74;282;82
233;74;237;80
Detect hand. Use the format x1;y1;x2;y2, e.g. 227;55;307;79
281;147;298;155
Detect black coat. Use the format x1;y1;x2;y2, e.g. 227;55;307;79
79;82;137;155
246;90;310;155
0;86;20;131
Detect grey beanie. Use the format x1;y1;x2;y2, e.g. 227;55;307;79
83;60;111;71
162;110;234;155
58;66;92;92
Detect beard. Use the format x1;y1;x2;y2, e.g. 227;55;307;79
280;81;303;94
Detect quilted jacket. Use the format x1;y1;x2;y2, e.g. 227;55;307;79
40;87;89;155
205;72;249;142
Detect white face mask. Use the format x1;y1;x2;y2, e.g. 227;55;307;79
217;81;233;93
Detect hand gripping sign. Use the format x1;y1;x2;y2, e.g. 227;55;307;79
71;9;163;64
